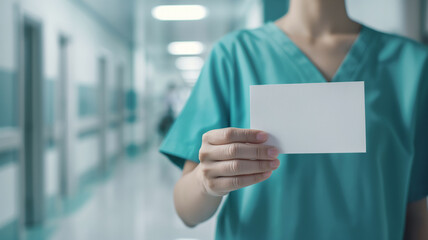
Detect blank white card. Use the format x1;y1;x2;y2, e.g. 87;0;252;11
250;82;366;154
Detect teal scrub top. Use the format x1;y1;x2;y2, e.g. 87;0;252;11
160;22;428;240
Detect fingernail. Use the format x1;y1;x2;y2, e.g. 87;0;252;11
263;171;272;177
268;148;279;157
256;132;268;141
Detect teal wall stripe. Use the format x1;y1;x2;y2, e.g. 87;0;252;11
0;150;18;167
78;166;107;193
45;195;62;220
78;127;100;139
78;85;98;117
62;190;92;216
78;166;100;188
25;222;56;240
0;68;18;128
263;0;289;22
0;219;19;240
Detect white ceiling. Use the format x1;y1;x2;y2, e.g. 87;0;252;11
75;0;254;45
142;0;256;74
74;0;259;79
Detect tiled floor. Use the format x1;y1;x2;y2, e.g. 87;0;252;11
38;146;217;240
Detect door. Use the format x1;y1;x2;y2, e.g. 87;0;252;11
98;57;108;172
116;65;126;160
21;18;44;226
58;35;70;197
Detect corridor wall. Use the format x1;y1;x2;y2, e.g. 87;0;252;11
0;0;139;239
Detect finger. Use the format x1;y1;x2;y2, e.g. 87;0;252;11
208;159;279;177
210;171;272;193
204;128;268;145
208;143;279;160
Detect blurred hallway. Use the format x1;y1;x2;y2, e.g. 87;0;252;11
26;142;217;240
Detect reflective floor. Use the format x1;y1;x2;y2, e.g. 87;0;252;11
26;143;217;240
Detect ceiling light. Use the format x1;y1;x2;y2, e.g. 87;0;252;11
168;41;204;55
152;5;208;21
176;57;204;70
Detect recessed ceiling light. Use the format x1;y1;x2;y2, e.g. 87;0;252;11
168;41;204;55
152;5;208;21
176;57;204;70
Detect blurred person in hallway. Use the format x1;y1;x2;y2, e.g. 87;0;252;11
159;0;428;239
158;83;178;138
158;82;189;139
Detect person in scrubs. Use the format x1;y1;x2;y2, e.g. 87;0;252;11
160;0;428;239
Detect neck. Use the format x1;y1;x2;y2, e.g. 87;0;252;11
280;0;360;36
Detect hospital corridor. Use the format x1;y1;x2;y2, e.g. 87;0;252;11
0;0;427;240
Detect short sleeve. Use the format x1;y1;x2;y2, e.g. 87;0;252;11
408;60;428;202
159;43;233;169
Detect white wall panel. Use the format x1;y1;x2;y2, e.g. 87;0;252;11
347;0;422;41
45;148;59;197
0;0;16;71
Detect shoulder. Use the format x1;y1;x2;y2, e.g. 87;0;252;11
212;24;273;57
219;24;271;46
366;26;428;61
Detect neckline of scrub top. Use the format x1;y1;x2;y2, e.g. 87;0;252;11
265;22;372;83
